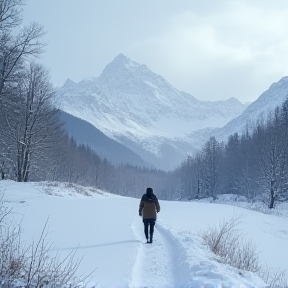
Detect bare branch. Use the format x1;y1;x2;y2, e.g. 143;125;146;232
201;215;261;273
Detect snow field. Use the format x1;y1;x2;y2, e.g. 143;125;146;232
1;181;287;288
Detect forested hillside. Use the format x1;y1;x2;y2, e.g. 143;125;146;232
177;100;288;208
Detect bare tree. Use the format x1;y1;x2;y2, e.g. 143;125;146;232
0;0;23;29
0;22;45;95
1;63;62;182
0;0;45;96
0;0;47;181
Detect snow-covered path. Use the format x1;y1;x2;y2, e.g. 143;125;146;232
1;181;288;288
131;218;193;288
131;219;175;287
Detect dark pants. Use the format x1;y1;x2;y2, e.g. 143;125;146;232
143;218;155;240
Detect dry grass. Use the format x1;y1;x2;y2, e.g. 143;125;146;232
201;215;261;272
0;198;94;287
259;265;288;288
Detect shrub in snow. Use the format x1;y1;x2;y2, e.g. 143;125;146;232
216;194;248;203
0;199;91;287
259;265;288;288
201;215;260;273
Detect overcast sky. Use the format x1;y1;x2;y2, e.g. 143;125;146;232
23;0;288;103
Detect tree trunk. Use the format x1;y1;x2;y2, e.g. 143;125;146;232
269;179;276;209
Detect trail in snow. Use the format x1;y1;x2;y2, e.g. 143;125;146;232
129;218;260;288
130;218;191;288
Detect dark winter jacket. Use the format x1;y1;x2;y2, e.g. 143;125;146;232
139;192;160;219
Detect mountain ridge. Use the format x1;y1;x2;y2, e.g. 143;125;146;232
208;76;288;142
55;54;287;169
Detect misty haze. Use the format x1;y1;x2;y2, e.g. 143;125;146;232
0;1;288;287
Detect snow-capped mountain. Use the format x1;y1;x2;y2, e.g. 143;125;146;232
55;54;248;169
208;76;288;142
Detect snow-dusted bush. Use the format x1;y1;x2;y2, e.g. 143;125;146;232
259;265;288;288
201;215;260;273
0;199;90;287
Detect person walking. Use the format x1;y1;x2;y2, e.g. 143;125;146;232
139;187;160;243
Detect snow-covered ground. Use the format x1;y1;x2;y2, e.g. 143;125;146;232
1;180;288;288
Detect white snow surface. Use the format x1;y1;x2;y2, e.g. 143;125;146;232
1;180;288;288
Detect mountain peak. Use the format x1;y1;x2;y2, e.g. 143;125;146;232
64;78;77;87
226;97;242;104
97;54;146;86
109;53;141;70
110;53;141;70
113;53;129;62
